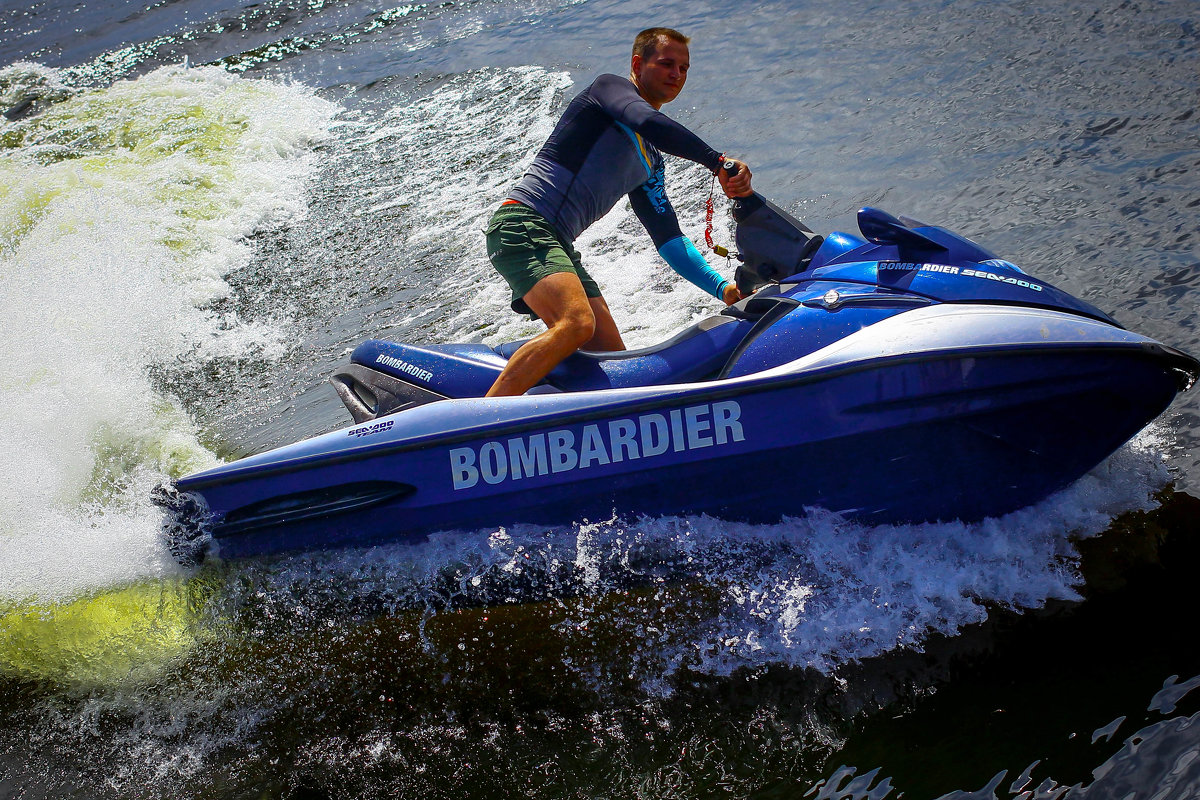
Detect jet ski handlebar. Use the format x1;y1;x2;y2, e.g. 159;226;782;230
731;193;825;294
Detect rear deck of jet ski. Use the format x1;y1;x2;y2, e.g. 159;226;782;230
332;306;769;422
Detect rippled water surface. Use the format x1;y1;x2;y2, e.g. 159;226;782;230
2;0;1198;797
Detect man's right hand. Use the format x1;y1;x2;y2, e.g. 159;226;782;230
718;159;753;198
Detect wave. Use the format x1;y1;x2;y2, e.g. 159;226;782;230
0;62;338;601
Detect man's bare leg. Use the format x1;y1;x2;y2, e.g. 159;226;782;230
582;295;625;352
486;273;623;397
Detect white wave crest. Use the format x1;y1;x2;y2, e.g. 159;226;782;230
0;64;338;601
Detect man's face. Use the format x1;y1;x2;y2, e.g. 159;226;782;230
632;37;689;108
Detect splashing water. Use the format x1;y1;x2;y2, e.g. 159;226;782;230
0;62;338;602
188;425;1172;686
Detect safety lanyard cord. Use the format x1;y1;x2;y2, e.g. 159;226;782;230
704;168;730;258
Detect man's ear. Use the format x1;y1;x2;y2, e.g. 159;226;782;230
630;53;642;76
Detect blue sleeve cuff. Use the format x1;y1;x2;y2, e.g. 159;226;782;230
657;235;728;299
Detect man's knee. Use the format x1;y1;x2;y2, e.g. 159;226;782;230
554;306;596;350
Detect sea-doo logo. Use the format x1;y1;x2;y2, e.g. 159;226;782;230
449;400;745;490
348;419;394;438
374;354;434;383
960;268;1043;291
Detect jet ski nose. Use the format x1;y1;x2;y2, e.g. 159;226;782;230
151;481;214;566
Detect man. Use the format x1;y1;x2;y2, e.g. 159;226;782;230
485;27;753;397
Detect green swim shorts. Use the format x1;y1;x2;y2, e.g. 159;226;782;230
485;202;601;319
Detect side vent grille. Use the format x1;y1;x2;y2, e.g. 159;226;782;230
216;481;416;536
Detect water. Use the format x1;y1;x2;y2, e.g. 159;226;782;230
1;0;1198;797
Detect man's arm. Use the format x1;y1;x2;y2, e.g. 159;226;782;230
590;74;723;171
628;175;733;302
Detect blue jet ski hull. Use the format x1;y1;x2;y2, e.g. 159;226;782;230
163;303;1197;561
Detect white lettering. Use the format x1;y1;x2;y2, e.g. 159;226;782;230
449;401;748;490
713;400;745;445
508;434;548;480
449;447;478;489
640;414;670;457
608;419;639;462
479;441;507;485
956;267;1042;292
549;430;577;473
579;424;610;468
669;409;686;452
685;405;713;449
374;353;435;384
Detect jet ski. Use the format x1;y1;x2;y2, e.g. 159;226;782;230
155;196;1200;563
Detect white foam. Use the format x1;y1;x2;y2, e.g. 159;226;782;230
210;426;1170;681
0;63;338;601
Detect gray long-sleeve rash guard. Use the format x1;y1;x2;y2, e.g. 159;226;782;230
507;73;731;299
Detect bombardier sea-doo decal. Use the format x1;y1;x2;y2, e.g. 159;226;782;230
348;420;394;438
374;353;435;383
878;261;961;273
449;401;745;489
878;261;1044;291
960;268;1043;291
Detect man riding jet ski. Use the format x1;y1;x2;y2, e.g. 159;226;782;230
483;26;752;397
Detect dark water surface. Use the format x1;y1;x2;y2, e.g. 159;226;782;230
2;0;1199;797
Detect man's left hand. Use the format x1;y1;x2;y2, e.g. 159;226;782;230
718;159;753;198
721;283;743;305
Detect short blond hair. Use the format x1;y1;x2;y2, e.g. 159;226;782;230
632;28;689;60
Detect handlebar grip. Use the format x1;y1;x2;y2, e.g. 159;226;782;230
721;159;738;177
